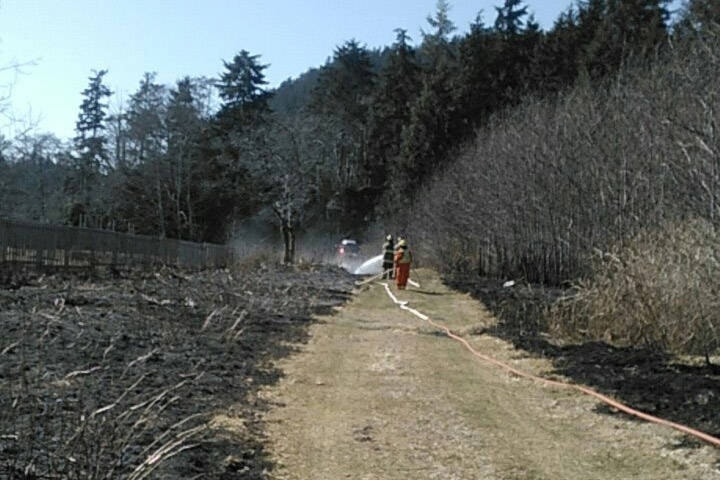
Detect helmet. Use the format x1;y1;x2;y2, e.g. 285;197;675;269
397;239;407;247
386;234;393;241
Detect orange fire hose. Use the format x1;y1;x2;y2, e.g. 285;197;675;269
381;282;720;449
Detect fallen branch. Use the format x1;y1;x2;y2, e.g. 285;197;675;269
201;305;228;332
1;341;19;355
63;365;102;380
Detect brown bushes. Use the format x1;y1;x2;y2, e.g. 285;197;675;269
408;27;720;287
400;27;720;360
548;219;720;359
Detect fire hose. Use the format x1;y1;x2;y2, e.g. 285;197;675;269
379;281;720;449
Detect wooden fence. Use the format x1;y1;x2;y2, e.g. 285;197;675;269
0;218;234;270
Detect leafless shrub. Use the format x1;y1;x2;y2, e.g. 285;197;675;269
548;219;720;361
408;26;720;287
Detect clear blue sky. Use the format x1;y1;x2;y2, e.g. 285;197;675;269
0;0;683;141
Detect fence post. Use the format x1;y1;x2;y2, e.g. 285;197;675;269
111;231;118;266
0;218;231;272
0;224;5;265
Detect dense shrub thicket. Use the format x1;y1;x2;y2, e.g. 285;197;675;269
548;219;720;359
409;26;720;285
406;26;720;355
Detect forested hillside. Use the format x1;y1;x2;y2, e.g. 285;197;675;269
1;0;695;258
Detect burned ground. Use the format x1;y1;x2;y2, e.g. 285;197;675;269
0;263;354;479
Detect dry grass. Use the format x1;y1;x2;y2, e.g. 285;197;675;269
548;219;720;359
262;269;720;480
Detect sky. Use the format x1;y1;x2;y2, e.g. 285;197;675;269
0;0;684;142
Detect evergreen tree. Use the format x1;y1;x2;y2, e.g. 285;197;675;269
458;12;504;124
422;0;457;55
489;2;542;103
312;40;375;127
67;69;111;226
107;74;209;238
310;40;377;228
675;0;720;34
581;0;670;79
165;77;205;239
532;7;583;93
191;51;271;242
494;0;529;37
367;29;421;196
119;72;170;236
504;13;543;97
216;50;271;129
126;72;167;165
396;2;462;202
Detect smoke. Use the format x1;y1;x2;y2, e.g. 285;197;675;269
228;213;279;260
228;211;393;273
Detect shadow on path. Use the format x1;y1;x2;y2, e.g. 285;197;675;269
446;275;720;447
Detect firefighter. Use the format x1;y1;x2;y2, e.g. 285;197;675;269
394;238;412;290
382;234;395;279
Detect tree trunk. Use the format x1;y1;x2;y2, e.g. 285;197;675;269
282;221;295;264
155;161;166;238
186;166;194;240
175;152;183;238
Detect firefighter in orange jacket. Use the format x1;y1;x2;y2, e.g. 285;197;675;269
394;238;412;290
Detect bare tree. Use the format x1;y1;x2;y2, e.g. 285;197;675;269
253;115;331;263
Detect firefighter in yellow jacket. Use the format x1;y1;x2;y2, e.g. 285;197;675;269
394;238;412;289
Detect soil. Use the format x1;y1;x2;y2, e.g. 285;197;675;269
262;269;720;479
0;263;355;479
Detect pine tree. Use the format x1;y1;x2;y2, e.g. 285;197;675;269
216;50;271;129
126;72;166;165
581;0;670;79
396;2;463;202
311;40;375;127
165;77;205;239
532;6;582;93
310;39;377;227
675;0;720;35
122;72;169;236
422;0;457;55
67;69;111;226
191;51;272;242
494;0;529;37
367;29;421;198
458;12;504;124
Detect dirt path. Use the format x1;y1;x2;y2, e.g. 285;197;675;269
261;270;720;479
